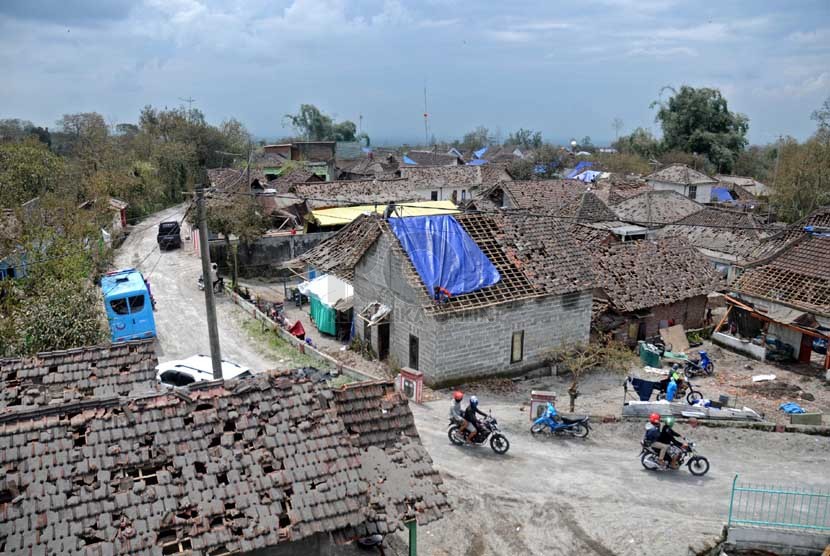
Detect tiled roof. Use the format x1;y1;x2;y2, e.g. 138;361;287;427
566;224;619;248
265;169;318;191
613;190;703;226
657;207;766;258
500;180;591;217
593;238;724;312
291;178;426;209
252;151;288;167
399;166;481;190
733;233;830;316
0;340;158;410
715;175;765;188
576;191;619;223
479;163;513;188
605;181;653;205
0;373;448;556
646;164;718;185
744;206;830;262
404;151;461;166
290;214;383;281
207;168;267;192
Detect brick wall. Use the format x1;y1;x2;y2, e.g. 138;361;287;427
642;294;708;337
210;231;336;278
353;233;593;386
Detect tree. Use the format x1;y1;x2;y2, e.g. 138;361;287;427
545;338;636;412
506;128;543;149
205;196;266;287
770;134;830;222
0;138;68;206
651;85;749;172
811;95;830;135
594;152;652;176
578;136;595;152
612;117;624;140
283;104;361;143
461;126;492;152
613;127;661;160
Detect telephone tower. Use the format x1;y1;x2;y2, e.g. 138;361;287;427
423;83;430;147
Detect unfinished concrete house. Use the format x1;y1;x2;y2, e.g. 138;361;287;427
590;237;724;343
646;164;718;204
293;212;594;385
0;342;448;555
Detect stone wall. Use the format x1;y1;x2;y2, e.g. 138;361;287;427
210;231;336;278
353;233;593;386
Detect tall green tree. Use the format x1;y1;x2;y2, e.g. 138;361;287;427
283;104;360;142
613;127;661;160
0;138;68;206
506;128;543;149
651;85;749;172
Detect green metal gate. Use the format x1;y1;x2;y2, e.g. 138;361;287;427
728;475;830;532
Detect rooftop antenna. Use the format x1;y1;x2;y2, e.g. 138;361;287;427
423;79;430;147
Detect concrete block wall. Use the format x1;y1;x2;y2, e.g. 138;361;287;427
642;295;708;338
427;291;592;385
210;231;336;278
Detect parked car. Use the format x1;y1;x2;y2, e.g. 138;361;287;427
814;337;828;355
156;355;252;388
157;221;182;250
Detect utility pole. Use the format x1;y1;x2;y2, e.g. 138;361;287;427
196;187;223;380
179;96;196;111
423;81;430;147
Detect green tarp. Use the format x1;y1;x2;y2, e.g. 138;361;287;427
310;294;336;336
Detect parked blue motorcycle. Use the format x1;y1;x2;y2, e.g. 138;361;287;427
683;350;714;377
530;403;590;438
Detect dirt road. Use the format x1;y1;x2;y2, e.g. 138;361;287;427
408;400;830;556
113;205;273;370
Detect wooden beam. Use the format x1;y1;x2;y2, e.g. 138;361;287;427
714;305;732;333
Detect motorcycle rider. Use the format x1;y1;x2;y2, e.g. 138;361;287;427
463;395;488;444
644;413;670;467
658;417;685;469
665;372;679;402
449;391;474;439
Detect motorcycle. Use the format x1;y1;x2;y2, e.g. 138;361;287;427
683;351;714;377
530;402;590;438
639;440;710;476
654;375;703;404
447;414;510;455
198;275;224;294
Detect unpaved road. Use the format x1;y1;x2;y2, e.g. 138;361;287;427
408;400;830;556
113;205;273;370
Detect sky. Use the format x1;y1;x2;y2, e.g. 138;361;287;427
1;0;829;146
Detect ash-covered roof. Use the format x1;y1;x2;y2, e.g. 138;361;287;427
593;237;723;312
290;214;382;281
733;233;830;316
291;178;425;209
399;165;481;189
500;180;591;217
656;207;766;258
403;151;462;166
613;190;703;226
0;373;447;556
478;163;513;188
566;224;619;248
207;168;267;192
646;164;718;186
742;206;830;262
0;340;158;410
605;181;653;205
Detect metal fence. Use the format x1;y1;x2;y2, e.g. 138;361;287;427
728;475;830;532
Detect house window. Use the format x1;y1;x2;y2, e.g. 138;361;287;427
688;185;698;200
511;331;524;363
430;190;439;201
461;190;467;201
409;334;419;370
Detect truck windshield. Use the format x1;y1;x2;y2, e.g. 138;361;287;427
110;297;129;315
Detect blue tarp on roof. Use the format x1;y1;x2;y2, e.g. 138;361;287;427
388;215;500;297
403;155;417;165
474;146;488;159
566;161;593;179
467;159;489;166
361;147;372;153
711;187;734;202
574;170;602;182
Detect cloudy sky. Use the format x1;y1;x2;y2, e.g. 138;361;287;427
1;0;828;145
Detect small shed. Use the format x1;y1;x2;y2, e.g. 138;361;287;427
298;274;354;337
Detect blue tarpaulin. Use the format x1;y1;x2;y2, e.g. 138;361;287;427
574;170;602;182
566;161;593;179
474;146;488;159
467;159;489;166
388;215;500;297
403;155;417;165
779;402;806;414
711;187;734;202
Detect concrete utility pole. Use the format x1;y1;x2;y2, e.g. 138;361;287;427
196;187;223;380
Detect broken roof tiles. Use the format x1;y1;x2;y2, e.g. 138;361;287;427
0;372;448;555
207;168;267;192
0;340;158;410
291;214;383;282
291;178;425;209
593;237;724;313
399;165;481;190
656;207;766;258
403;151;462;166
646;164;718;186
612;190;703;226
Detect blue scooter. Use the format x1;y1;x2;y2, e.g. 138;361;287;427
530;402;591;438
684;350;714;377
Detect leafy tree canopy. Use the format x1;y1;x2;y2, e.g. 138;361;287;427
506;128;543;150
283;104;362;143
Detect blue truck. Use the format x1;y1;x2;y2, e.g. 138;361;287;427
102;268;157;342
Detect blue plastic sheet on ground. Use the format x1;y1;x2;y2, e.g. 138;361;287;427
403;155;417;165
566;161;593;178
711;187;734;202
388;215;500;297
779;402;806;414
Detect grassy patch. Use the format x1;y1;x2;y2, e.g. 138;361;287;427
243;320;330;370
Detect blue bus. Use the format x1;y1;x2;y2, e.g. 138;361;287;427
102;268;157;342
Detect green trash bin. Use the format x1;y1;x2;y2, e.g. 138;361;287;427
638;341;661;368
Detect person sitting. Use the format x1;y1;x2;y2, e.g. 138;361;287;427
644;413;670;467
659;417;685;468
449;390;469;433
463;395;487;443
665;373;679;402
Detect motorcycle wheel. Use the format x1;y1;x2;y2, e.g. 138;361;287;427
571;423;589;439
490;433;510;455
530;423;547;434
688;456;710;476
641;452;659;471
704;363;714;376
686;389;704;404
447;426;464;446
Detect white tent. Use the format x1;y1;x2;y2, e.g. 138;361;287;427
298;274;353;308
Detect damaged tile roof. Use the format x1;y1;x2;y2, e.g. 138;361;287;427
404;151;462;166
743;206;830;262
733;232;830;316
592;237;724;313
612;190;703;226
576;190;619;223
207;168;267;192
290;178;426;209
605;180;653;205
478;163;513;188
500;180;590;216
399;166;481;190
646;164;718;185
566;224;619;248
290;214;383;281
0;372;448;556
656;207;766;258
0;340;158;410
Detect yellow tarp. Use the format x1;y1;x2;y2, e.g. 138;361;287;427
310;200;459;227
